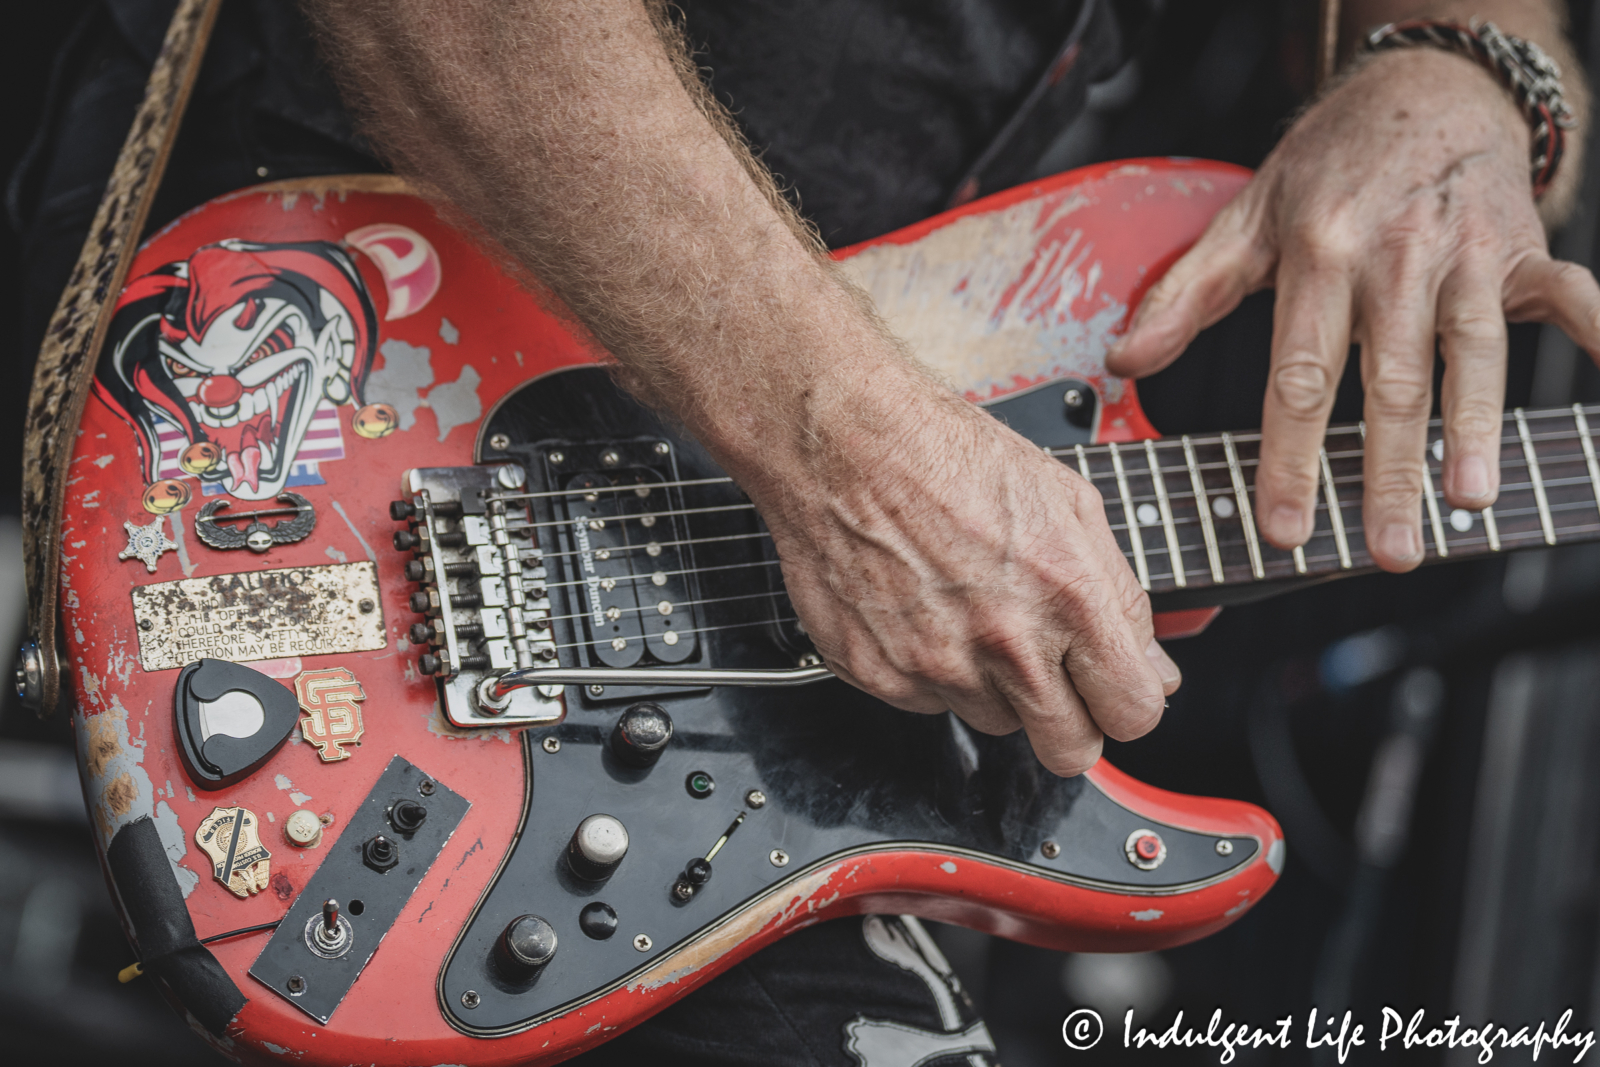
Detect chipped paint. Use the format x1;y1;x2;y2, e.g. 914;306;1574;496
838;191;1127;402
329;499;378;562
439;317;460;344
939;861;958;874
629;863;845;991
166;507;198;577
324;545;349;563
367;338;435;431
428;365;482;441
153;800;200;897
273;773;312;806
1130;908;1164;922
77;698;194;890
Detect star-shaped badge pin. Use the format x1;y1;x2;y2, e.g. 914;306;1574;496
118;516;178;573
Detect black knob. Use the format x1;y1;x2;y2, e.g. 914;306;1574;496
389;799;428;834
410;622;437;644
684;857;712;886
610;703;673;768
390;500;417;521
363;834;398;872
494;914;557;980
409;591;433;613
579;902;619;940
405;560;428;582
567;814;629;881
419;654;441;676
394;529;421;551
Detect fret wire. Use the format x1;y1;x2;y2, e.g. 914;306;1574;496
1221;432;1265;580
1483;504;1502;551
1420;458;1449;558
1515;408;1557;545
1055;440;1586;487
1108;442;1151;591
1074;444;1090;480
1144;439;1185;588
1183;435;1224;584
1319;448;1353;569
1292;544;1308;574
1575;403;1600;524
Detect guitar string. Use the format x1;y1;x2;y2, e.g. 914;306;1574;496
499;449;1596;543
536;615;803;655
475;404;1600;503
468;504;1597;657
447;413;1600;595
489;462;1587;582
493;507;1600;659
495;448;1589;573
516;587;793;630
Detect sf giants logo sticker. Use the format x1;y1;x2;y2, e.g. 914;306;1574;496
295;667;367;761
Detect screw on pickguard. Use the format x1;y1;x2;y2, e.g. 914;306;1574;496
194;492;316;553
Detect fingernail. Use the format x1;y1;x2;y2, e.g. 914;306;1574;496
1270;504;1307;545
1456;454;1490;499
1145;639;1182;687
1379;523;1421;563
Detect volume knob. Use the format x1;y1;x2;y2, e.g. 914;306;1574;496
567;814;629;881
494;914;557;980
610;703;673;768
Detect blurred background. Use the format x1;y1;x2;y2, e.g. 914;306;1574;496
6;1;1600;1065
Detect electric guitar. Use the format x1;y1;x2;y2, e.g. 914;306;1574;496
66;157;1590;1064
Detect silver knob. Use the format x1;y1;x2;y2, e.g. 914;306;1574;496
568;813;629;880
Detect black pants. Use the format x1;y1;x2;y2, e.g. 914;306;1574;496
9;6;998;1065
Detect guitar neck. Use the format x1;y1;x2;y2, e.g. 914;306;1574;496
1073;403;1600;604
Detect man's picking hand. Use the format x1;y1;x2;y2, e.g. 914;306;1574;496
1108;47;1600;570
747;368;1181;777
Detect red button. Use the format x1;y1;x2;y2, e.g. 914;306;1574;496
198;375;243;408
1135;834;1161;860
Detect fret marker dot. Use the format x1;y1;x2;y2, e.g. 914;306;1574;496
1432;439;1444;462
1450;508;1473;532
1211;495;1236;519
1136;503;1160;527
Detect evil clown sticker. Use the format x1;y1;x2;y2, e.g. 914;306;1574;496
92;228;439;512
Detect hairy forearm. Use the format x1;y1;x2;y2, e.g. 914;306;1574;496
1343;0;1589;220
301;0;940;496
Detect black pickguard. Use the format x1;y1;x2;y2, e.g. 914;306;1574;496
438;366;1254;1035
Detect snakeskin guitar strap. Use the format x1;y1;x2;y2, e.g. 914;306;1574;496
19;0;224;716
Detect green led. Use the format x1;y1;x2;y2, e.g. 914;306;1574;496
686;771;715;799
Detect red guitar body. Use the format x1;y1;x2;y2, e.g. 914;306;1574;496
63;161;1280;1064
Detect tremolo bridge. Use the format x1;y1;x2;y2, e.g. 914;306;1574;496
399;437;828;728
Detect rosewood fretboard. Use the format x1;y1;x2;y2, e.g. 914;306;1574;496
1072;404;1600;607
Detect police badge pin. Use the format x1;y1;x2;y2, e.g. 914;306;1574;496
195;806;272;898
295;667;367;762
118;515;179;572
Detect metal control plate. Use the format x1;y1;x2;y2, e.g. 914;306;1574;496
250;756;469;1023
